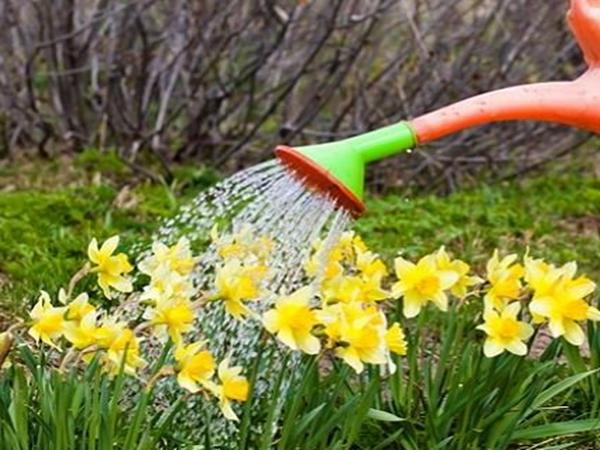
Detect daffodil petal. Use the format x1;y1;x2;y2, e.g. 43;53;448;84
563;321;585;346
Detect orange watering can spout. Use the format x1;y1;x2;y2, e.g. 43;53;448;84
411;0;600;144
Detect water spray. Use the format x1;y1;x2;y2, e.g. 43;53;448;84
276;0;600;217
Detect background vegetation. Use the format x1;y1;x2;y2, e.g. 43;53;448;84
0;0;594;191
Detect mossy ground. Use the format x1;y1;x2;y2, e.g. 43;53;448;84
1;153;599;314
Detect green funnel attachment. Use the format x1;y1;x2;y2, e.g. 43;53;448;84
276;122;417;216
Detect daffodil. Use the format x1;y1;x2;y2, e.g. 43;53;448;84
63;311;101;349
304;253;343;281
263;286;321;354
0;331;12;369
214;358;249;421
214;259;265;319
524;256;565;323
174;341;216;393
28;291;66;348
529;262;599;346
385;322;407;355
355;250;387;281
140;267;194;304
88;236;133;298
305;232;359;281
392;254;458;318
524;256;560;296
144;298;195;344
138;237;196;277
328;274;388;304
484;250;524;310
94;318;145;375
59;289;95;322
321;303;387;373
476;302;533;357
435;247;483;298
212;224;273;262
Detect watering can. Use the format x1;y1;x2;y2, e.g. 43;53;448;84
276;0;600;216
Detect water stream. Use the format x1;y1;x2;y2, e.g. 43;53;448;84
141;160;353;444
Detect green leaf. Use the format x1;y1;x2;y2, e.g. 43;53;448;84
512;419;600;441
367;408;405;423
528;369;599;413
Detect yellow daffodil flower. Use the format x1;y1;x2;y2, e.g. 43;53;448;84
476;302;533;357
93;318;145;375
214;358;249;421
304;253;344;281
59;289;95;322
140;268;195;304
529;263;599;346
385;322;407;355
329;275;388;304
392;254;459;318
214;259;264;319
524;256;566;323
435;247;483;298
321;303;387;373
28;291;66;348
263;286;321;354
144;298;195;344
484;250;525;310
88;236;133;298
356;250;387;281
212;225;273;262
174;341;216;393
138;237;196;278
63;311;101;349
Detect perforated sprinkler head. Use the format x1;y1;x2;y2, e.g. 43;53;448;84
275;123;418;217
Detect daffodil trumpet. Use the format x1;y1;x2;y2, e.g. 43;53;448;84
276;0;600;217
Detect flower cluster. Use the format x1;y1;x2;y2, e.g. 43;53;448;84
262;232;407;374
25;235;249;420
477;252;600;357
211;225;272;319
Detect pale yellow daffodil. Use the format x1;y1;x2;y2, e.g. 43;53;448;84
214;259;265;319
484;250;525;310
214;358;249;421
263;286;321;354
529;262;599;346
28;291;66;348
476;302;533;357
144;297;195;344
88;236;133;298
140;267;195;304
212;224;274;262
320;302;387;373
435;247;483;298
93;318;145;375
63;311;101;349
59;289;95;322
392;254;459;318
138;237;196;278
174;341;216;393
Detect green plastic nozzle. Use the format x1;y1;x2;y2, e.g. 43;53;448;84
291;122;417;200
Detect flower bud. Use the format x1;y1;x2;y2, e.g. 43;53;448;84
0;332;14;368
